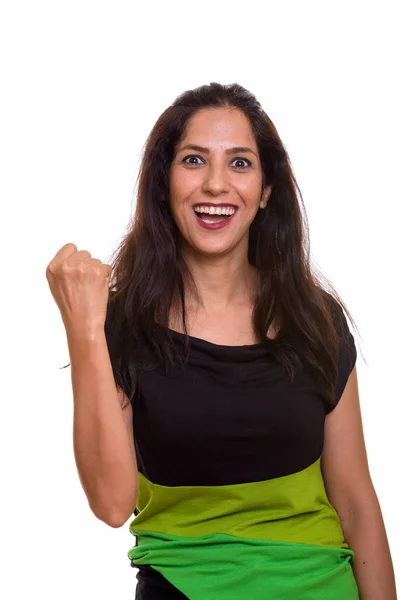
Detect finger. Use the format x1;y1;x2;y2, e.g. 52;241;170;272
103;264;113;278
67;250;93;265
51;242;79;263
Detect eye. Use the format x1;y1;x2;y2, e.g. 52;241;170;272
182;155;205;166
231;157;252;168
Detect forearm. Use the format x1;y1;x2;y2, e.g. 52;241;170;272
341;497;397;599
67;329;138;526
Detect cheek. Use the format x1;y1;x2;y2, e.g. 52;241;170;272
236;176;262;203
169;170;199;214
168;174;189;225
170;169;185;202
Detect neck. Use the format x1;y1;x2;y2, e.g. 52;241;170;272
180;245;260;314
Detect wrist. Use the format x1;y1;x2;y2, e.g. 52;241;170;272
65;325;106;344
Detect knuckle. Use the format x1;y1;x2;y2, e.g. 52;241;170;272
60;260;71;274
77;263;90;275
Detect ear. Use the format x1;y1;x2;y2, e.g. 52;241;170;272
259;185;272;209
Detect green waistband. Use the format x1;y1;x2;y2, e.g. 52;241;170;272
129;457;348;548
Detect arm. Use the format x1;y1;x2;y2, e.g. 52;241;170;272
321;366;397;599
68;329;138;528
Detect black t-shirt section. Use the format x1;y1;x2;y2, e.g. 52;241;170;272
327;301;357;414
132;331;328;487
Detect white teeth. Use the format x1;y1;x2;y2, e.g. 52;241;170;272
193;205;236;216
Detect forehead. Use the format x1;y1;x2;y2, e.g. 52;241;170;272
178;107;256;149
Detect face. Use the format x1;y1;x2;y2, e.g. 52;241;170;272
169;107;271;258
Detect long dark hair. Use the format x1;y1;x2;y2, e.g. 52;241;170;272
69;82;361;411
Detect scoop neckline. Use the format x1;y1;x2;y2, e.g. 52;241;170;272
165;326;266;349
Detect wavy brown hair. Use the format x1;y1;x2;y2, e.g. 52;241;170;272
74;82;361;411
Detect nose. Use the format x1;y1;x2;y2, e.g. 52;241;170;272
201;164;231;196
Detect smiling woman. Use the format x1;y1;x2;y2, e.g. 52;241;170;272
63;81;396;599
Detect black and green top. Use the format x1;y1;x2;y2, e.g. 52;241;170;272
127;307;359;599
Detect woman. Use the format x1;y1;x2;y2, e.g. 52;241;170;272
46;82;397;599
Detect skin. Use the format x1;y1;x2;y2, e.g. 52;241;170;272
169;106;271;330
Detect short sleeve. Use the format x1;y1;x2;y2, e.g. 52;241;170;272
327;301;357;413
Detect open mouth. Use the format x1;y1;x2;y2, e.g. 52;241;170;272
193;206;237;224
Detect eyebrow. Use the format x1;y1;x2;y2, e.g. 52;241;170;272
177;144;257;156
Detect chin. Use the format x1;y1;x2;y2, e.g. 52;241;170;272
188;240;235;257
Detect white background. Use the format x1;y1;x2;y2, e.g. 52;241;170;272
1;1;398;597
